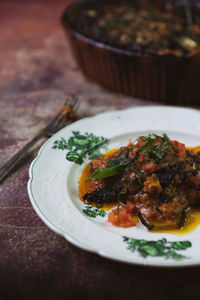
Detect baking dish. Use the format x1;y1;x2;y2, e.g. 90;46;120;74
62;0;200;104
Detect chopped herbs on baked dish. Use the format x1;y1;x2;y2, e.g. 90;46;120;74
73;1;200;57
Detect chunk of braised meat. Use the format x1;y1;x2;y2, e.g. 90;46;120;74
143;174;162;196
184;171;200;206
83;185;118;204
141;153;199;229
155;162;184;189
133;188;187;229
83;154;138;204
133;154;200;229
90;157;107;172
90;146;130;173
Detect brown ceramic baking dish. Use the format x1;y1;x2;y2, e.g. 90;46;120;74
62;0;200;105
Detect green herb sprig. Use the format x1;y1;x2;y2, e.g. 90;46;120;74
53;131;109;164
131;167;146;185
135;133;177;164
117;188;127;214
88;162;128;179
88;133;175;179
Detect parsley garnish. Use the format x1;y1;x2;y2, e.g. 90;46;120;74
135;133;177;164
131;168;146;185
117;188;127;214
88;134;175;179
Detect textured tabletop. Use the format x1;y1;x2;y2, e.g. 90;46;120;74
0;0;200;299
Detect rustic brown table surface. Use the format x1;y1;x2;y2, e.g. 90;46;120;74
1;0;200;299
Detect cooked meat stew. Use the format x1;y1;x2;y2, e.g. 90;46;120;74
80;134;200;229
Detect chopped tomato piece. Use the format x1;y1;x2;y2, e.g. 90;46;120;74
132;147;138;155
136;138;145;147
189;149;195;155
124;200;135;213
119;213;136;227
177;143;186;158
111;207;126;216
141;162;156;172
171;140;186;158
108;211;119;226
139;151;147;161
108;205;136;227
91;157;106;169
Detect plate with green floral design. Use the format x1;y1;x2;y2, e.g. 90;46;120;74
28;106;200;267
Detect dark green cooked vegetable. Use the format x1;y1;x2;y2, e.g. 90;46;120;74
88;162;128;179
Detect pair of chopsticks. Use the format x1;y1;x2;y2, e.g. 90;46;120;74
0;94;80;183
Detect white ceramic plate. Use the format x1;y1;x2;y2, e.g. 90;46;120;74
28;106;200;267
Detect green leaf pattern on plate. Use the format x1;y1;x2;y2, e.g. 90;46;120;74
52;131;109;164
123;237;192;260
83;206;106;218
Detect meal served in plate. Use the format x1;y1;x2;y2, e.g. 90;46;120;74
79;133;200;230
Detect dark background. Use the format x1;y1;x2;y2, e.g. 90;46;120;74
0;0;199;299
